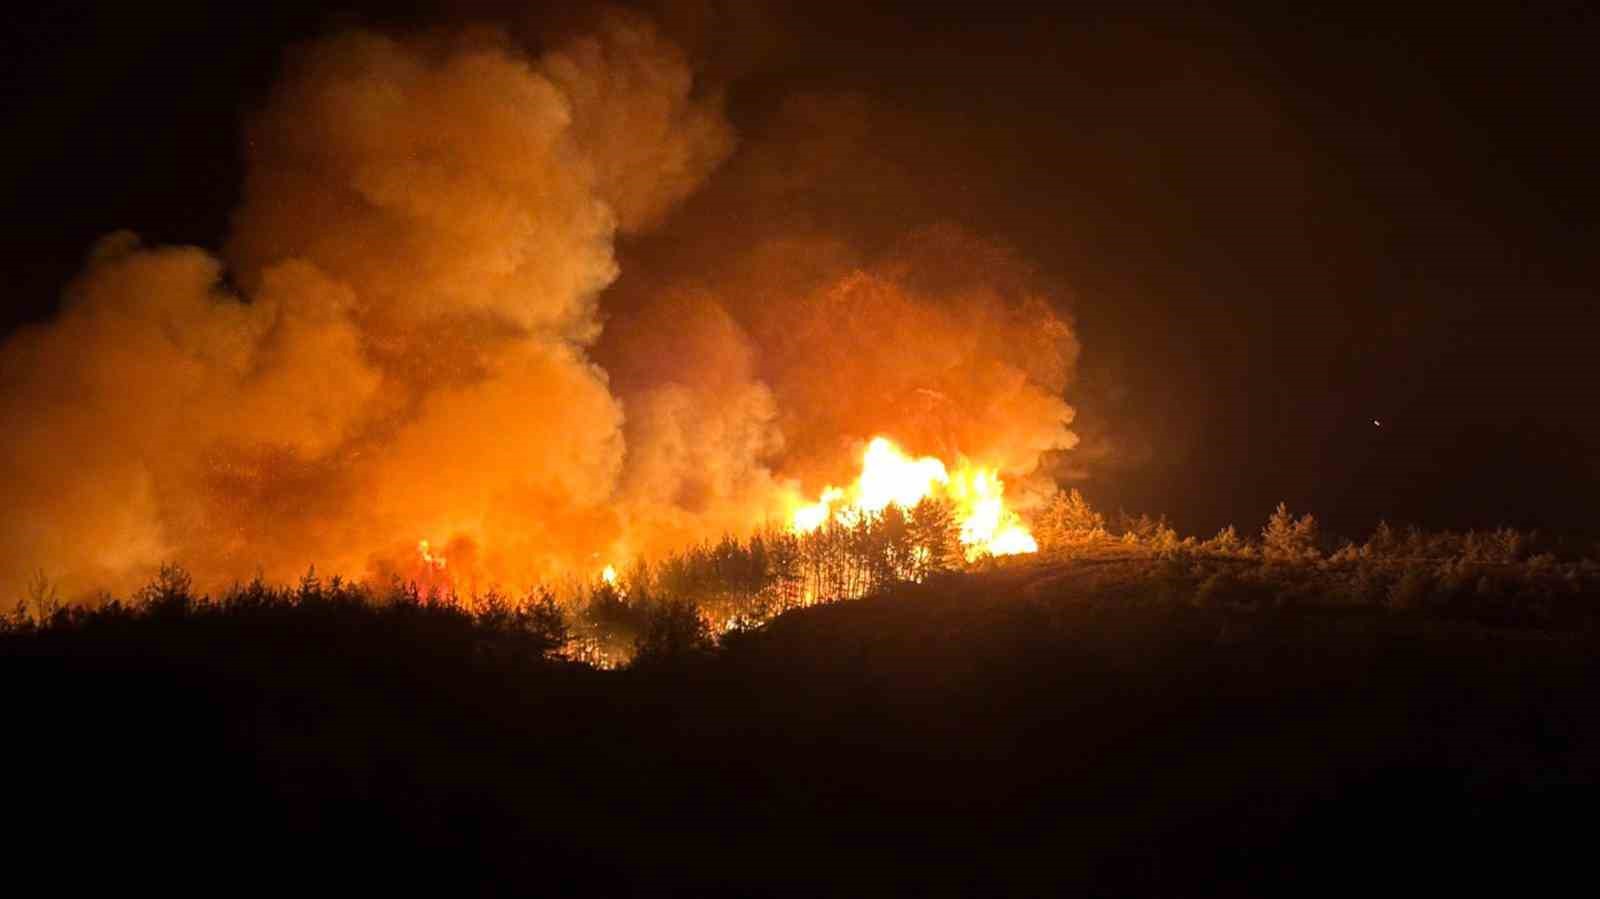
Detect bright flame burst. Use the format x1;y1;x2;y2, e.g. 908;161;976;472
601;564;619;586
790;437;1037;560
417;539;447;571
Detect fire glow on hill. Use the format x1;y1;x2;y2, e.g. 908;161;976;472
789;437;1037;560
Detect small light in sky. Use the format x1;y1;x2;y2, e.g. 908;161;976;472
1373;419;1382;428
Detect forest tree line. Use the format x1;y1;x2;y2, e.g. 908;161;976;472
8;490;1599;666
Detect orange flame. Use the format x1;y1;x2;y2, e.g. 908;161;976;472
417;539;447;571
789;437;1037;560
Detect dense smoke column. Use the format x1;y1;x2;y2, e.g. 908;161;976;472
0;15;733;598
0;9;1078;601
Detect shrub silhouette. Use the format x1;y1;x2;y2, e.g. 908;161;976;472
1387;568;1435;611
631;599;716;667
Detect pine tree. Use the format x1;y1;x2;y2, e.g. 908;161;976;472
631;599;715;666
1035;488;1106;552
1262;502;1319;562
1292;511;1320;559
909;496;961;576
1204;525;1250;557
1364;520;1399;558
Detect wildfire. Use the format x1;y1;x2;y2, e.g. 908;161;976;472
417;539;447;571
789;437;1038;560
601;564;619;586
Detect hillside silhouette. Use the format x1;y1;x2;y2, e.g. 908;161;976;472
7;521;1598;895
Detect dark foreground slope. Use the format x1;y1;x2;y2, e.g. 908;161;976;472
7;560;1597;896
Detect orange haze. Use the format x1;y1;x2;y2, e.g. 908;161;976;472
0;10;1077;600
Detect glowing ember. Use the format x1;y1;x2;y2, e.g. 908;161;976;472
789;436;1037;560
417;539;447;571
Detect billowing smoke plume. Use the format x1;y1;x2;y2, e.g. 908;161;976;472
0;10;1077;599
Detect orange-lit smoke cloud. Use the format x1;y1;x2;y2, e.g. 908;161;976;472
0;10;1077;599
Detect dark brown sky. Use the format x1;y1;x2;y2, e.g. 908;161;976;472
3;0;1596;539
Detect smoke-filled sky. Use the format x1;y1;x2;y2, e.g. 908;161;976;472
2;1;1597;594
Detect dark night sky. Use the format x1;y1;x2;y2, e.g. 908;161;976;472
3;1;1596;540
